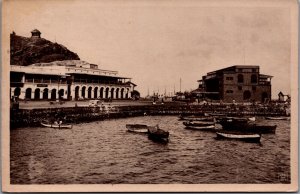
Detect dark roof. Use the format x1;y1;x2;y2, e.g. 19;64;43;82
31;29;41;34
207;65;260;75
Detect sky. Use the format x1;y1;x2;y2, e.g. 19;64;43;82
5;0;294;98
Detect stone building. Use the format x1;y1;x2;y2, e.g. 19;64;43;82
10;60;135;100
10;30;136;101
197;65;272;102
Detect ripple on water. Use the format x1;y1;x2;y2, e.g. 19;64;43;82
10;116;290;184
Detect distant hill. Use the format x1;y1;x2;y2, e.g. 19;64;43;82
10;32;80;66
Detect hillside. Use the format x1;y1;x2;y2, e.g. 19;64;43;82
10;32;80;66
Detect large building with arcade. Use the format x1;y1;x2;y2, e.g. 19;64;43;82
10;30;136;101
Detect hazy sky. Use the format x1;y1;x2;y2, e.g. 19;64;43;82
6;0;294;97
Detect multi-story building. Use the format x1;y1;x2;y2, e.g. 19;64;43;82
10;30;136;101
10;60;135;100
197;65;272;102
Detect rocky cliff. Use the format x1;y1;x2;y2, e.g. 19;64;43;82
10;32;80;66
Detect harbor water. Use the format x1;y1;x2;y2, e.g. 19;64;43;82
10;116;290;184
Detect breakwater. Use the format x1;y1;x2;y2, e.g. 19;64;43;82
10;104;288;129
10;104;286;129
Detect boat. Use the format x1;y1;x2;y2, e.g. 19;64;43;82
179;115;215;122
216;132;261;143
219;117;276;133
204;113;226;117
265;117;290;120
126;124;149;133
147;125;169;142
41;122;73;129
183;121;216;130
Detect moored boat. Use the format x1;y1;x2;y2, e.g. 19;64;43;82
41;122;73;129
216;132;261;143
183;121;216;130
219;117;276;133
265;116;290;120
147;125;169;142
179;115;214;122
126;124;149;133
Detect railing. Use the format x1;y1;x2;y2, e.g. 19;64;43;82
73;79;130;86
67;67;119;76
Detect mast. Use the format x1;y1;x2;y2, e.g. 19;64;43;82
180;78;182;92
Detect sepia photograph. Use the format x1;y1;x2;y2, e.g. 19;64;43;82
2;0;298;192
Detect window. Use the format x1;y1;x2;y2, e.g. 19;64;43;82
238;86;242;90
251;74;257;83
238;74;244;83
226;90;233;94
226;77;233;80
252;68;257;72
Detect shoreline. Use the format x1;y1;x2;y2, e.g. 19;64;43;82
10;104;289;129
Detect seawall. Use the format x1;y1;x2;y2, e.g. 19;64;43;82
10;104;288;129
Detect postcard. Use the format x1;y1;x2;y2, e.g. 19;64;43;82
2;0;298;192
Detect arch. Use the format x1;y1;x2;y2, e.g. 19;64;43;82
120;88;125;99
94;87;98;99
238;74;244;83
116;88;120;99
34;88;40;100
251;74;257;83
58;89;64;99
262;92;268;102
51;89;57;100
25;88;32;99
81;86;86;99
75;86;80;100
43;88;49;99
88;87;92;99
100;87;104;98
105;87;109;98
243;90;251;100
110;88;115;99
14;87;21;97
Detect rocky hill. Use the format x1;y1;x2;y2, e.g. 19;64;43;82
10;32;80;66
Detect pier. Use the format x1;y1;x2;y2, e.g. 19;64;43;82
10;103;289;129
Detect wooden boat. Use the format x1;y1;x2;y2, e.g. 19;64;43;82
216;132;261;143
219;118;276;133
147;125;169;142
126;124;149;133
41;122;73;129
183;121;216;130
179;115;214;122
204;113;226;117
265;117;290;120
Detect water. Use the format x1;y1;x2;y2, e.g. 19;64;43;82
10;116;290;184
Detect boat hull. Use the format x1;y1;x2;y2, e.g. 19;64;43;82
219;120;276;134
41;123;72;129
216;132;261;143
265;117;289;120
126;124;149;133
147;126;169;142
183;121;216;131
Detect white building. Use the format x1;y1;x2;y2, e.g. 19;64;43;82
10;60;135;100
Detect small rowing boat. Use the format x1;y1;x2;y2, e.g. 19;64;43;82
147;125;169;142
265;117;290;120
183;121;216;130
126;124;149;133
41;122;73;129
216;132;261;143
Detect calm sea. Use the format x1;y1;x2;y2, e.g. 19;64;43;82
10;116;290;184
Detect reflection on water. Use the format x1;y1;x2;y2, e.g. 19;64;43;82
10;116;290;184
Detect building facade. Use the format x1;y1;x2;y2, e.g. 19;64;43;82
197;65;272;102
10;60;135;100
